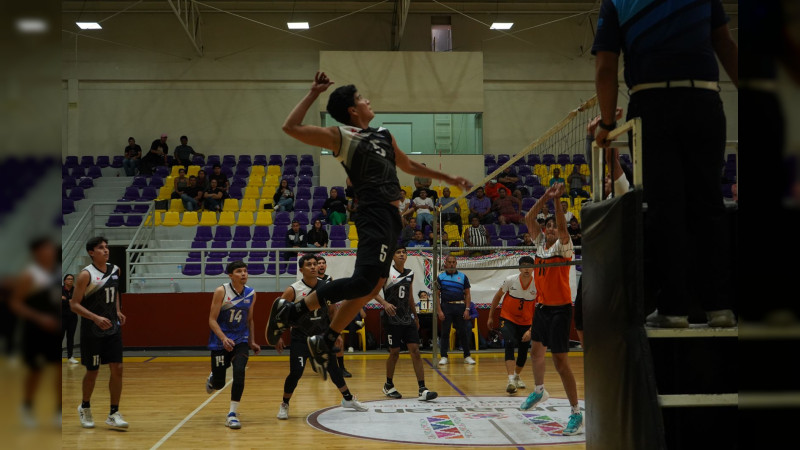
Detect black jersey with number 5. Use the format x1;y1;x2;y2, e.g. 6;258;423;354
80;263;121;338
336;126;403;207
383;265;415;326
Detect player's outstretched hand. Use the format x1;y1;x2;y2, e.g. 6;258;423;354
445;175;473;191
312;71;334;93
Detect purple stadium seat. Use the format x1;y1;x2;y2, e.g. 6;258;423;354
293;212;309;225
87;166;103;179
247;259;265;275
223;155;236;166
228;241;248;259
141;187;158;200
210;241;229;258
105;215;124;227
62;176;76;189
484;155;496;165
194;226;213;242
213;226;232;242
274;211;291;227
78;177;94;189
238;155;252;164
64;156;78;167
132;176;148;188
125;215;143;227
62;199;75;215
313;186;328;199
80;156;94;167
498;224;517;241
189;241;207;258
497;154;510;165
311;198;326;212
96;156;110;168
253;226;270;241
111;156;124;168
71;166;86;178
183;258;202;276
557;154;571;165
330;239;346;248
542;154;556;165
527;154;541;165
119;186;140;201
233;226;252;242
205;262;225;276
207;155;221;165
68;187;85;201
294;200;310;213
297;175;312;188
268;155;282;166
329;225;346;241
249;240;268;258
253;155;267;166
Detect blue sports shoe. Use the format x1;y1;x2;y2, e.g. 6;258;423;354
520;388;549;410
562;412;584;435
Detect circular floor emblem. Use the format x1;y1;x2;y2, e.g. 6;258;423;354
307;396;585;446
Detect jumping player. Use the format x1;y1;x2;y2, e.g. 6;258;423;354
275;254;368;419
267;72;472;379
205;260;260;429
520;183;583;436
69;237;128;430
487;256;537;394
375;248;438;401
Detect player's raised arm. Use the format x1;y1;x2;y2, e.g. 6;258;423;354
550;183;571;245
282;72;341;151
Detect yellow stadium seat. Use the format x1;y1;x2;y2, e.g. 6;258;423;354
340;326;366;351
243;186;260;199
236;212;254;227
564;164;574;176
266;165;281;176
450;186;463;197
349;239;358;248
258;200;273;211
240;199;257;212
157;185;172;202
400;185;413;198
223;198;240;212
180;211;199;226
443;224;461;245
250;166;266;178
170;166;182;177
247;176;263;187
218;211;236;227
186;165;200;177
579;164;591;176
534;164;548;178
169;199;185;212
255;211;273;226
347;225;358;240
433;186;444;197
449;318;480;351
199;211;217;226
162;211;180;226
260;186;276;199
144;212;162;226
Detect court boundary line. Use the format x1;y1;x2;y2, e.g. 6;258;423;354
149;376;233;450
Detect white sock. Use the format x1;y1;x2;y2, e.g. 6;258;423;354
572;405;581;414
508;374;516;382
230;401;239;414
535;385;544;394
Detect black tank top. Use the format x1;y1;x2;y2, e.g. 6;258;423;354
336;126;403;207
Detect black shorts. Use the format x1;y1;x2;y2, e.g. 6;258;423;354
385;322;420;348
81;332;123;370
353;203;403;277
22;323;60;369
500;318;530;349
574;277;583;331
530;303;572;354
210;342;250;374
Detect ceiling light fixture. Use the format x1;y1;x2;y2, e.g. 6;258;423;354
76;22;102;30
490;22;513;30
287;22;309;29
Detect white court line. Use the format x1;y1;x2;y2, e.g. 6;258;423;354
150;377;233;450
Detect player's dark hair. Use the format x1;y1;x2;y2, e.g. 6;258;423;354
544;216;557;227
298;253;318;269
326;84;358;125
29;236;53;252
226;260;247;274
518;256;535;266
395;246;406;252
85;236;108;253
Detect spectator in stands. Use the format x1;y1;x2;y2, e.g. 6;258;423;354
208;163;229;194
151;133;169;157
273;178;295;212
412;189;435;231
568;217;582;248
322;188;347;225
173;135;204;168
140;141;167;175
468;187;495;224
398;189;414;219
171;167;189;199
181;175;203;212
517;232;535;247
463;216;490;256
567;165;590;199
412;164;437;201
399;217;418;248
560;200;575;224
492;187;523;225
344;177;355;199
549;168;565;187
123;137;141;176
512;188;525;203
286;220;307;248
307;219;329;248
484;179;509;200
536;204;551;225
203;178;224;212
407;229;429;248
497;167;520;194
437;187;462;236
195;169;209;191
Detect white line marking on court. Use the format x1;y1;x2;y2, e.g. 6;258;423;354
150;377;233;450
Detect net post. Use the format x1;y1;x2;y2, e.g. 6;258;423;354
431;213;440;361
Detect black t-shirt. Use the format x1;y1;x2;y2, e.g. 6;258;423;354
323;197;347;214
124;144;141;158
151;139;169;154
209;173;228;190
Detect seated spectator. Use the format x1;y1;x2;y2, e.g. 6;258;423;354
567;165;590;199
560;200;575;223
171;167;189;199
273;179;295;212
492;187;523;225
549;167;566;188
412;189;435;230
151;134;169;157
140;141;167;175
181;176;203;212
195;169;209;191
437;187;462;236
407;229;429;248
123;137;141;176
307;219;329;248
286;220;307;248
463;216;490;256
208;164;230;194
512;188;526;204
536;204;551;225
517;232;535;247
398;190;413;219
468;187;495;224
203;179;224;212
568;217;582;249
322;188;347;225
484;179;509;200
497;166;519;193
173;135;204;167
412;164;437;201
399;217;419;247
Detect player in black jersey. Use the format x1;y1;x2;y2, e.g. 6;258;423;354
268;72;472;379
375;248;437;401
69;237;128;430
275;254;368;419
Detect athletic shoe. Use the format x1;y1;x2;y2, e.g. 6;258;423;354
307;335;332;381
205;372;214;394
105;411;129;429
265;298;292;345
225;412;241;429
514;375;526;389
277;402;289;420
506;380;517;394
77;405;94;428
645;309;688;328
707;309;737;328
464;356;476;365
341;368;352;378
562;412;584;435
438;357;448;366
418;388;438;401
341;396;369;412
383;384;402;399
520;388;550;411
347;347;354;353
68;357;79;364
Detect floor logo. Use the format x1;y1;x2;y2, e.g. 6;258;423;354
307;396;585;446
